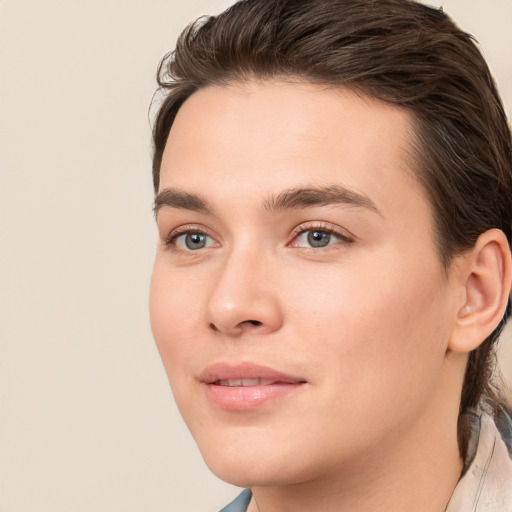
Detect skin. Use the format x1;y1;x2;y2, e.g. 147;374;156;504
150;81;476;512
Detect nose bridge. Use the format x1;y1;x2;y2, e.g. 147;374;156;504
206;239;282;335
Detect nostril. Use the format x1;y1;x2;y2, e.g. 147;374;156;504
208;320;263;331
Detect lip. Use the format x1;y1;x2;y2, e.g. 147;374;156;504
199;362;307;411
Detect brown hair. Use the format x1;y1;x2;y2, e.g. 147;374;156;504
152;0;512;423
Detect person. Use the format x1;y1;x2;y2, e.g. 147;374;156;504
148;0;512;510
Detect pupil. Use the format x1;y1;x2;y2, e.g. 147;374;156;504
307;230;330;248
185;233;206;250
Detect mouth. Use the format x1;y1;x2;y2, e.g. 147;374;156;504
214;378;287;387
199;363;307;411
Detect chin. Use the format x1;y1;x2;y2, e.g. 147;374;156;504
204;455;304;488
195;430;311;488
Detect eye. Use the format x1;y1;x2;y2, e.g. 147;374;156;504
295;229;338;248
290;225;353;249
165;230;217;251
180;232;210;250
312;230;337;247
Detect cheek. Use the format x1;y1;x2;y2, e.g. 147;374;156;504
288;255;450;396
149;264;210;432
149;261;202;372
273;259;451;463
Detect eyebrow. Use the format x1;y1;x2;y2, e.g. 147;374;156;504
154;188;215;216
154;184;381;217
263;185;381;215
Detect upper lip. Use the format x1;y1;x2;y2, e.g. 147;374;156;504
199;362;306;385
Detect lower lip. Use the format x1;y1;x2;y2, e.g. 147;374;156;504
204;382;305;411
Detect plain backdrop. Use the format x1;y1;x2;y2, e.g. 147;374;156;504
1;1;511;511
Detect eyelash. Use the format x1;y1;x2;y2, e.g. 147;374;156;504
290;222;354;249
162;225;216;253
162;222;354;253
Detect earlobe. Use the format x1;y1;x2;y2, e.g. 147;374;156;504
449;229;512;353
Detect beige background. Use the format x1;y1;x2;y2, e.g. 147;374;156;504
1;1;511;511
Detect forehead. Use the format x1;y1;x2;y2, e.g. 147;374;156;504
160;80;428;223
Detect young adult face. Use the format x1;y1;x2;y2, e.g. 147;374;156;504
150;81;465;488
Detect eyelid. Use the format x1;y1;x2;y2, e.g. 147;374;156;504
160;221;353;252
288;221;355;247
162;224;220;251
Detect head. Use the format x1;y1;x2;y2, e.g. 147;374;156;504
150;0;512;482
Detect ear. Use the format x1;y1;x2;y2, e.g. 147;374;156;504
449;229;512;353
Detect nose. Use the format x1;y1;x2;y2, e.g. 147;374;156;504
206;247;283;337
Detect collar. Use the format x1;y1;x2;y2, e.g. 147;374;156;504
446;409;512;511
